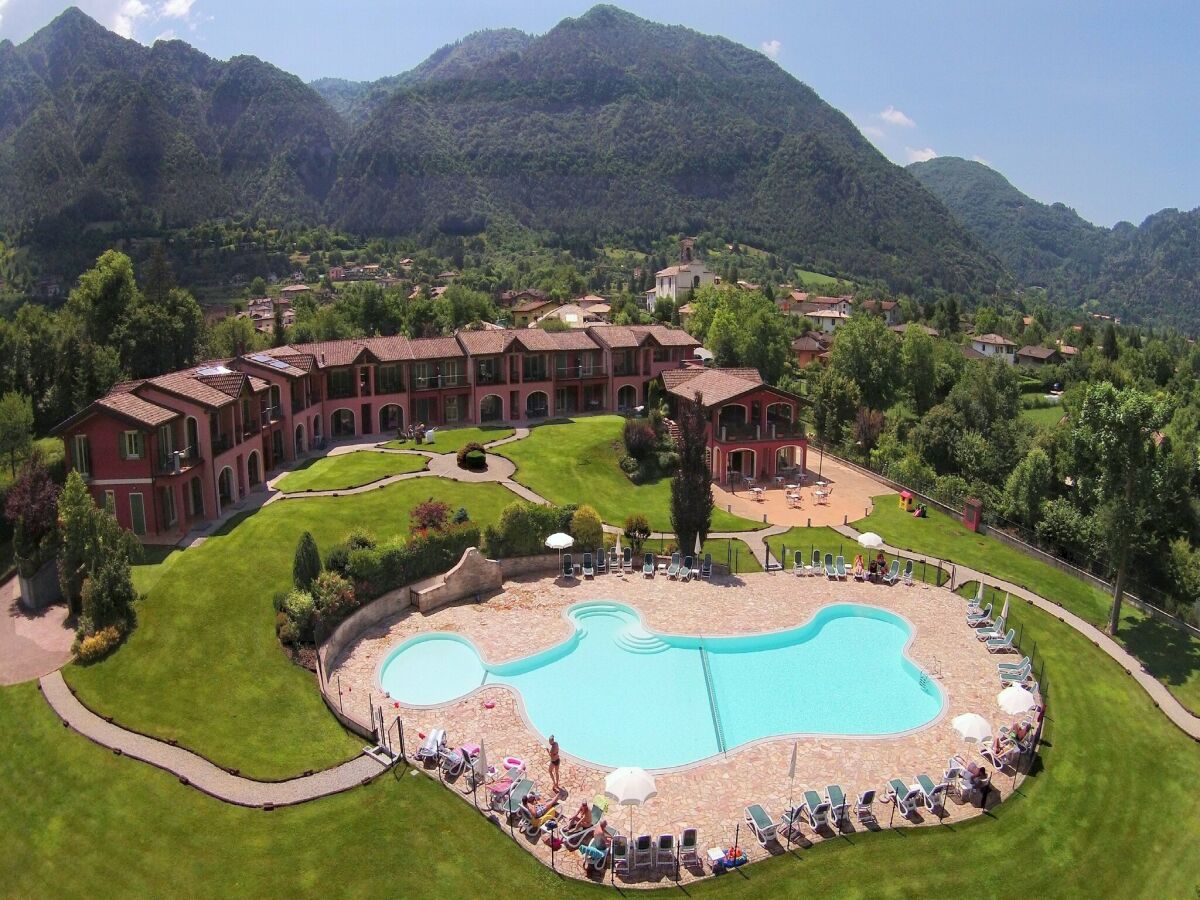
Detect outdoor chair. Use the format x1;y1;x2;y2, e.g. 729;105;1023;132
915;775;949;813
826;785;850;827
882;559;901;585
581;552;594;578
680;555;694;582
700;553;713;579
642;552;655;577
886;779;923;818
902;559;914;586
666;552;681;579
655;834;676;871
595;549;607;575
793;552;805;575
824;552;836;578
623;546;633;571
801;790;832;830
835;555;848;579
854;789;877;825
810;549;822;576
986;629;1017;653
632;834;654;868
777;805;804;839
744;804;777;846
976;616;1007;641
678;828;700;868
611;834;631;875
966;603;993;627
562;553;575;581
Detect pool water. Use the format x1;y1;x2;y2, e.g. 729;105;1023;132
378;602;942;769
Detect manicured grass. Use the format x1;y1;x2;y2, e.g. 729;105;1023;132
1020;404;1066;430
382;425;516;455
765;525;947;583
6;590;1200;896
498;416;763;533
276;450;427;493
65;477;523;778
854;495;1200;714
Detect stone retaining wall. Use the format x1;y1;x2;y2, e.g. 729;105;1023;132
411;548;503;613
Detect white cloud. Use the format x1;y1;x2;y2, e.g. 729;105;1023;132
0;0;9;28
906;146;938;163
760;39;781;59
880;105;916;128
859;124;885;140
160;0;195;18
112;0;150;38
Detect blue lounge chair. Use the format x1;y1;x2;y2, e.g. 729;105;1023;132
882;559;901;585
680;555;694;582
700;553;713;579
966;602;992;626
666;552;681;579
998;655;1032;673
622;546;633;571
887;779;923;817
854;789;877;825
595;549;607;575
902;559;914;585
976;616;1007;641
835;555;848;579
826;784;849;827
582;552;594;578
801;790;832;830
643;552;655;577
824;552;836;578
987;629;1017;653
744;804;777;846
810;549;822;576
915;774;948;813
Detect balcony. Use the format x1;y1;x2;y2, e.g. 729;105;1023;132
265;406;282;423
413;374;467;390
715;421;808;442
718;422;760;441
612;365;640;377
521;369;550;383
153;449;202;476
474;371;506;386
375;381;405;395
328;386;356;400
211;434;233;454
767;420;807;440
555;366;607;380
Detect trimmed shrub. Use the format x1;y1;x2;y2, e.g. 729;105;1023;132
410;499;450;533
74;625;122;663
280;589;316;644
480;501;574;558
618;455;639;475
571;505;604;551
345;528;377;551
452;506;469;525
347;524;481;598
311;571;359;627
623;419;656;459
324;543;351;577
456;442;487;470
293;531;321;590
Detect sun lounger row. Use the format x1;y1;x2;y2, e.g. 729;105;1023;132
743;785;877;847
792;551;915;585
561;550;715;580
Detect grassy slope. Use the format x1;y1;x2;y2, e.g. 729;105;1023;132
5;595;1199;897
64;478;522;778
854;496;1200;714
276;450;427;493
1019;405;1066;430
382;426;516;455
498;417;763;533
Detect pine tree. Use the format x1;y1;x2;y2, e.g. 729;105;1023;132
293;531;322;590
669;392;714;559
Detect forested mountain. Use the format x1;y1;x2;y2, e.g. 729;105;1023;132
1;6;1004;297
911;156;1200;329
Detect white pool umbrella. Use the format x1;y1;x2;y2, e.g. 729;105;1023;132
952;713;993;743
997;684;1038;716
857;532;884;550
605;767;657;837
694;532;703;556
545;533;574;550
999;594;1010;622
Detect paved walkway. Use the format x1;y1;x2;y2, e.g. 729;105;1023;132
0;578;74;686
834;524;1200;738
38;671;389;806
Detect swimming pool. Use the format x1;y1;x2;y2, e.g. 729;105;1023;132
378;601;943;770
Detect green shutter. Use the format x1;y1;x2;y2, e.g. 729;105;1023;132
118;433;127;460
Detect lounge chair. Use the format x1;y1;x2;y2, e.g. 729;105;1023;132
744;804;777;846
968;581;985;610
777;805;805;839
655;834;676;871
580;831;610;873
622;546;633;571
853;562;866;582
976;616;1007;641
915;774;948;813
415;728;446;763
562;553;575;580
997;655;1032;673
700;553;713;579
680;555;694;582
642;552;655;577
982;741;1020;770
802;790;832;830
826;785;849;827
611;834;631;875
987;629;1017;653
793;553;805;576
824;552;836;578
902;559;914;586
678;827;700;868
438;744;466;777
520;798;561;836
887;779;923;817
810;549;822;576
999;666;1034;687
882;559;901;585
632;834;654;868
561;800;608;850
493;778;534;818
966;602;992;626
595;549;607;575
854;789;877;825
835;555;848;580
666;552;681;579
582;552;594;578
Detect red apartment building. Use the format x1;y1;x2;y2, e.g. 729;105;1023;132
54;325;699;541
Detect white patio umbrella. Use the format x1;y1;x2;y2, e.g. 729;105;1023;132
857;532;885;550
997;684;1038;716
998;594;1011;622
546;532;574;570
694;532;703;557
951;712;993;743
613;532;622;570
604;766;657;838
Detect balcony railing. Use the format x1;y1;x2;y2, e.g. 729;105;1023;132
719;422;760;441
376;381;405;395
328;386;356;400
211;434;233;454
265;406;282;423
413;374;467;390
521;369;550;383
154;448;201;475
767;421;807;439
555;366;607;380
475;372;506;386
716;421;808;442
612;365;640;377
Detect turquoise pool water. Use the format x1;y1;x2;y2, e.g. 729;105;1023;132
378;602;942;769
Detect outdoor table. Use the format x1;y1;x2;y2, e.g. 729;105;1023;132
707;847;726;872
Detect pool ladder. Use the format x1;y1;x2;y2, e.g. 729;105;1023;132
699;644;727;756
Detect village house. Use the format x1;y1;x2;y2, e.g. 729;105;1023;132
970;333;1017;364
654;238;716;305
511;297;561;328
859;298;902;326
53;324;701;541
791;333;828;368
1016;345;1062;367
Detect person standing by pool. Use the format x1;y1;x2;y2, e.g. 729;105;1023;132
548;735;561;793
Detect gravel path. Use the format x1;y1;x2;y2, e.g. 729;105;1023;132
39;671;389;807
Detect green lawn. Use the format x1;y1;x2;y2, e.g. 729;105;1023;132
854;495;1200;713
6;589;1199;896
382;425;516;455
1020;404;1065;430
276;450;427;493
65;477;523;779
498;416;763;533
0;436;63;492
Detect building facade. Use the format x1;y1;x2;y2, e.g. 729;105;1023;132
54;325;699;541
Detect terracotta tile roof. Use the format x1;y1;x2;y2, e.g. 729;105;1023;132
961;345;987;360
362;335;414;363
197;373;249;398
891;323;940;337
271;352;316;372
241;353;307;378
1017;345;1059;360
791;335;824;352
456;329;516;355
292;340;367;368
662;368;764;406
632;325;700;347
586;325;644;349
96;393;180;429
246;375;270;393
409;336;464;360
512;299;559;314
147;371;236;408
109;379;145;394
974;333;1016;347
515;330;600;352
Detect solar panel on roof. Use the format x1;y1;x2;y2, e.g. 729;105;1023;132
196;365;233;376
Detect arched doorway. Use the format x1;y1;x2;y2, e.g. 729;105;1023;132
218;466;234;508
775;445;804;478
294;423;306;456
247;451;262;487
617;385;637;412
711;446;723;481
331;408;355;438
727;448;756;481
526;391;549;419
312;414;323;447
480;395;503;423
379;404;403;433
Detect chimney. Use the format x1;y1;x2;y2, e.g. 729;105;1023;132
320;352;326;366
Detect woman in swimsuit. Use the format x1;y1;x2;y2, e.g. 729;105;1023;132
548;735;561;792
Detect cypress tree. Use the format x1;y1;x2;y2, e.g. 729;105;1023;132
293;531;322;590
669;392;714;559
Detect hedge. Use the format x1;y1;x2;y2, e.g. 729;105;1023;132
346;524;481;599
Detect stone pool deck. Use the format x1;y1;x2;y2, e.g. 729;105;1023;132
329;571;1025;884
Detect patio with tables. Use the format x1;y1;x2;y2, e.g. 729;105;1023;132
714;454;895;527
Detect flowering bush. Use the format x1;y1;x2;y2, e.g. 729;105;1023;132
410;499;451;533
73;625;123;663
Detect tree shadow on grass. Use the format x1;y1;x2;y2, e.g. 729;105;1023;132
1118;612;1200;696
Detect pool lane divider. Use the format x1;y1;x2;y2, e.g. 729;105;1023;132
699;643;727;756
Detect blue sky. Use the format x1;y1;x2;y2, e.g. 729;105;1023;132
2;0;1198;226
